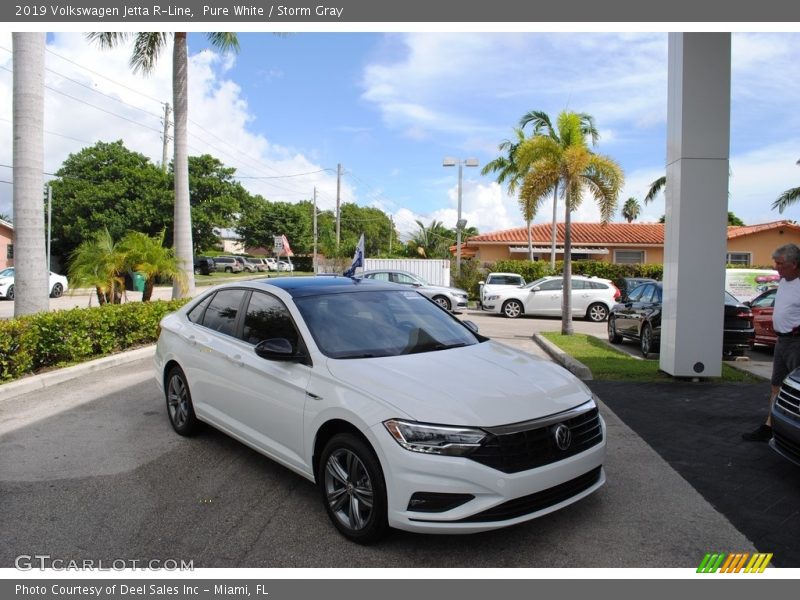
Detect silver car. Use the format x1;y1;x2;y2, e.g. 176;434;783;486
360;269;468;312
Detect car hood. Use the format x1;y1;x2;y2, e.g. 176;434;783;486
324;340;592;426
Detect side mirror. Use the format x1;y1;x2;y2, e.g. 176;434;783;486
743;300;752;307
255;338;307;364
478;281;485;286
462;320;479;334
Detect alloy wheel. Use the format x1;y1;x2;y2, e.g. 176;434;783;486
324;448;374;532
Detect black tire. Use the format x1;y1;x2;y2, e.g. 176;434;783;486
50;283;64;298
433;295;451;311
608;316;623;343
586;302;609;322
318;433;389;544
165;366;202;436
6;285;14;301
502;299;523;319
640;322;656;359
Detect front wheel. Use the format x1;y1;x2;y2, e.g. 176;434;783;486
586;303;609;322
640;323;656;359
433;295;451;311
502;299;523;319
318;433;389;544
608;316;623;343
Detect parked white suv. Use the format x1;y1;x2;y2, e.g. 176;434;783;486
482;275;620;321
479;272;526;307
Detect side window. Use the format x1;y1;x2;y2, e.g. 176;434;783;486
201;289;247;336
752;290;776;308
241;291;299;347
571;280;586;290
367;272;390;282
639;285;656;303
588;281;608;290
627;285;645;302
538;279;563;291
394;273;417;285
187;293;214;324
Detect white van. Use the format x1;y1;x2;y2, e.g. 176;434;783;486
725;268;779;302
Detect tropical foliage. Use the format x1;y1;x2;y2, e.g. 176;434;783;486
772;159;800;215
621;197;641;222
515;111;624;334
87;32;241;300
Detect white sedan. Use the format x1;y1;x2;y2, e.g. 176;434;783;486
0;267;68;300
482;275;620;321
155;276;606;543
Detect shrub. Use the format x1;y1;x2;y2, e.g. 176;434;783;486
0;299;189;383
487;259;663;283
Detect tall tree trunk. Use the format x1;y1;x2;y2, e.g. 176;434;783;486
526;217;533;261
171;32;195;299
12;33;49;316
550;183;559;271
561;202;573;335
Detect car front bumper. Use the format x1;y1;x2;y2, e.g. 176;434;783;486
369;415;606;534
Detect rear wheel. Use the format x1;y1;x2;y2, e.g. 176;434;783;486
502;299;523;319
50;283;64;298
587;303;609;322
6;285;14;300
608;316;623;343
318;433;389;544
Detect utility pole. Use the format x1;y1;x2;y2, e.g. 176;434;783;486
313;187;318;274
335;163;341;250
161;102;171;172
45;184;51;271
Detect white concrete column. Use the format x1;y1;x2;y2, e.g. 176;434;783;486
660;33;731;378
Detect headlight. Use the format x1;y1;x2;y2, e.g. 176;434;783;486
384;419;486;456
486;294;500;301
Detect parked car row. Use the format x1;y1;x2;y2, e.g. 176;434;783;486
0;267;69;300
194;256;294;275
360;269;468;312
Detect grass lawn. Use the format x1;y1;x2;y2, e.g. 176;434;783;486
540;332;762;383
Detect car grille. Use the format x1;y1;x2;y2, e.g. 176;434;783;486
772;431;800;464
468;406;603;474
452;467;602;523
776;378;800;418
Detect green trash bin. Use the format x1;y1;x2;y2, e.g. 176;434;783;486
131;271;146;292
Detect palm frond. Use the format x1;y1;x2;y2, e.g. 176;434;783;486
772;187;800;214
644;175;666;204
207;32;240;53
129;33;170;74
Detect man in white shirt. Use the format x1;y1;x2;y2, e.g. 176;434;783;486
743;243;800;441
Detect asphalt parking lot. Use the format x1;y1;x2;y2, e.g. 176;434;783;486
2;305;772;569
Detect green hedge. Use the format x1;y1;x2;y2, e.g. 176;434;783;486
489;259;664;283
0;299;189;383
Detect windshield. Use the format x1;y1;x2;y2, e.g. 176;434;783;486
294;289;481;359
0;268;13;278
522;277;549;290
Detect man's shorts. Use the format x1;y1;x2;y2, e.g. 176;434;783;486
771;335;800;386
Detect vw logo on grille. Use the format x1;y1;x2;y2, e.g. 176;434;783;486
553;424;572;451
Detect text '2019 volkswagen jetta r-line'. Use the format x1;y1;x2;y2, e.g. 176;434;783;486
155;276;606;543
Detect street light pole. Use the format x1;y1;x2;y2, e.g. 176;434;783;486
443;157;478;275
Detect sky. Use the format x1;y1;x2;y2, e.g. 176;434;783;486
1;30;799;241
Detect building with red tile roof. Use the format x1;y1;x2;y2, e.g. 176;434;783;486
454;220;800;266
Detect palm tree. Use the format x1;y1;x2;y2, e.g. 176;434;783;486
772;159;800;214
644;175;666;204
119;230;185;301
87;32;240;301
481;128;535;259
622;197;641;223
68;229;127;305
519;110;599;269
12;33;49;316
516;111;623;334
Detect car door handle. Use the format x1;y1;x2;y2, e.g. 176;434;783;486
226;354;244;367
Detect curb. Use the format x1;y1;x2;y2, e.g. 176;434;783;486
0;345;156;403
532;333;593;380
